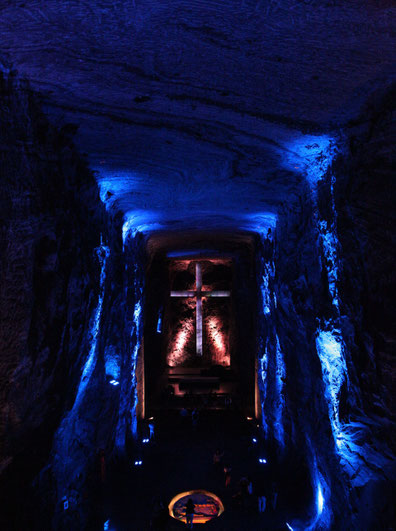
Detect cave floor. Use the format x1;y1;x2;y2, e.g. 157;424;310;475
105;411;300;530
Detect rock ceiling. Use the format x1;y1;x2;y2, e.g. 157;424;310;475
1;0;395;235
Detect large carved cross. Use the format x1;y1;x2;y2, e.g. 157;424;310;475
171;262;231;356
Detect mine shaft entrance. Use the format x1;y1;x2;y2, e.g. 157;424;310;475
143;242;258;417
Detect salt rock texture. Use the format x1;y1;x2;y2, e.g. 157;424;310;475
255;87;396;529
0;70;107;527
0;0;395;529
0;0;395;232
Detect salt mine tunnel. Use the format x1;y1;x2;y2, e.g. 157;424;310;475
0;1;395;530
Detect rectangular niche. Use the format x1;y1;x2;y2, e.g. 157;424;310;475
166;258;232;367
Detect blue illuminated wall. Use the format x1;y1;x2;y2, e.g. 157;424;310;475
254;136;349;529
73;242;110;410
49;224;147;526
50;241;110;521
256;229;287;451
277;133;395;530
286;136;359;466
114;230;146;449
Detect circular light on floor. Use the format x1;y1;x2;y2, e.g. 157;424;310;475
168;489;224;525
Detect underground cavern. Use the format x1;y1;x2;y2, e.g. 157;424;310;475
0;2;395;529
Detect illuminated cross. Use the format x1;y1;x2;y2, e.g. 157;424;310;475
171;262;231;357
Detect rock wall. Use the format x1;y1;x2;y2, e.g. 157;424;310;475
333;85;396;528
256;190;342;527
255;86;396;529
0;69;116;528
46;228;146;530
336;85;395;420
1;62;394;530
0;68;148;529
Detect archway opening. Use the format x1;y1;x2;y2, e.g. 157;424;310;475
143;233;257;417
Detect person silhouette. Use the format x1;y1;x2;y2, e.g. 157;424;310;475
185;498;195;529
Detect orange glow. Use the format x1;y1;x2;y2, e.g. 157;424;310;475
167;319;194;366
206;316;229;366
168;489;224;524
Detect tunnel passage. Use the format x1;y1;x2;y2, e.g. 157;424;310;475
1;31;395;526
143;232;258;417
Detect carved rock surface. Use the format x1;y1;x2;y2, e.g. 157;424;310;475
0;71;107;527
0;1;395;232
0;2;395;529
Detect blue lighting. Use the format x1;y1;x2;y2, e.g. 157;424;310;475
130;295;144;437
252;437;257;443
294;136;380;484
167;249;216;258
73;243;110;410
286;524;294;531
317;483;324;516
284;134;338;188
315;327;348;450
105;346;121;381
261;262;274;315
142;438;149;444
286;133;371;488
95;163;279;236
319;224;339;308
113;236;146;449
103;520;110;531
156;313;162;334
49;242;110;513
122;210;163;244
259;342;269;436
258;458;267;464
109;379;119;386
285;441;332;531
307;452;332;530
114;232;146;450
134;460;143;466
286;134;341;310
242;212;277;235
274;334;286;447
96;168;143;207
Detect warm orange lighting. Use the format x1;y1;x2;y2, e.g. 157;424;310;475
167;319;194;366
168;489;224;525
206;316;229;366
